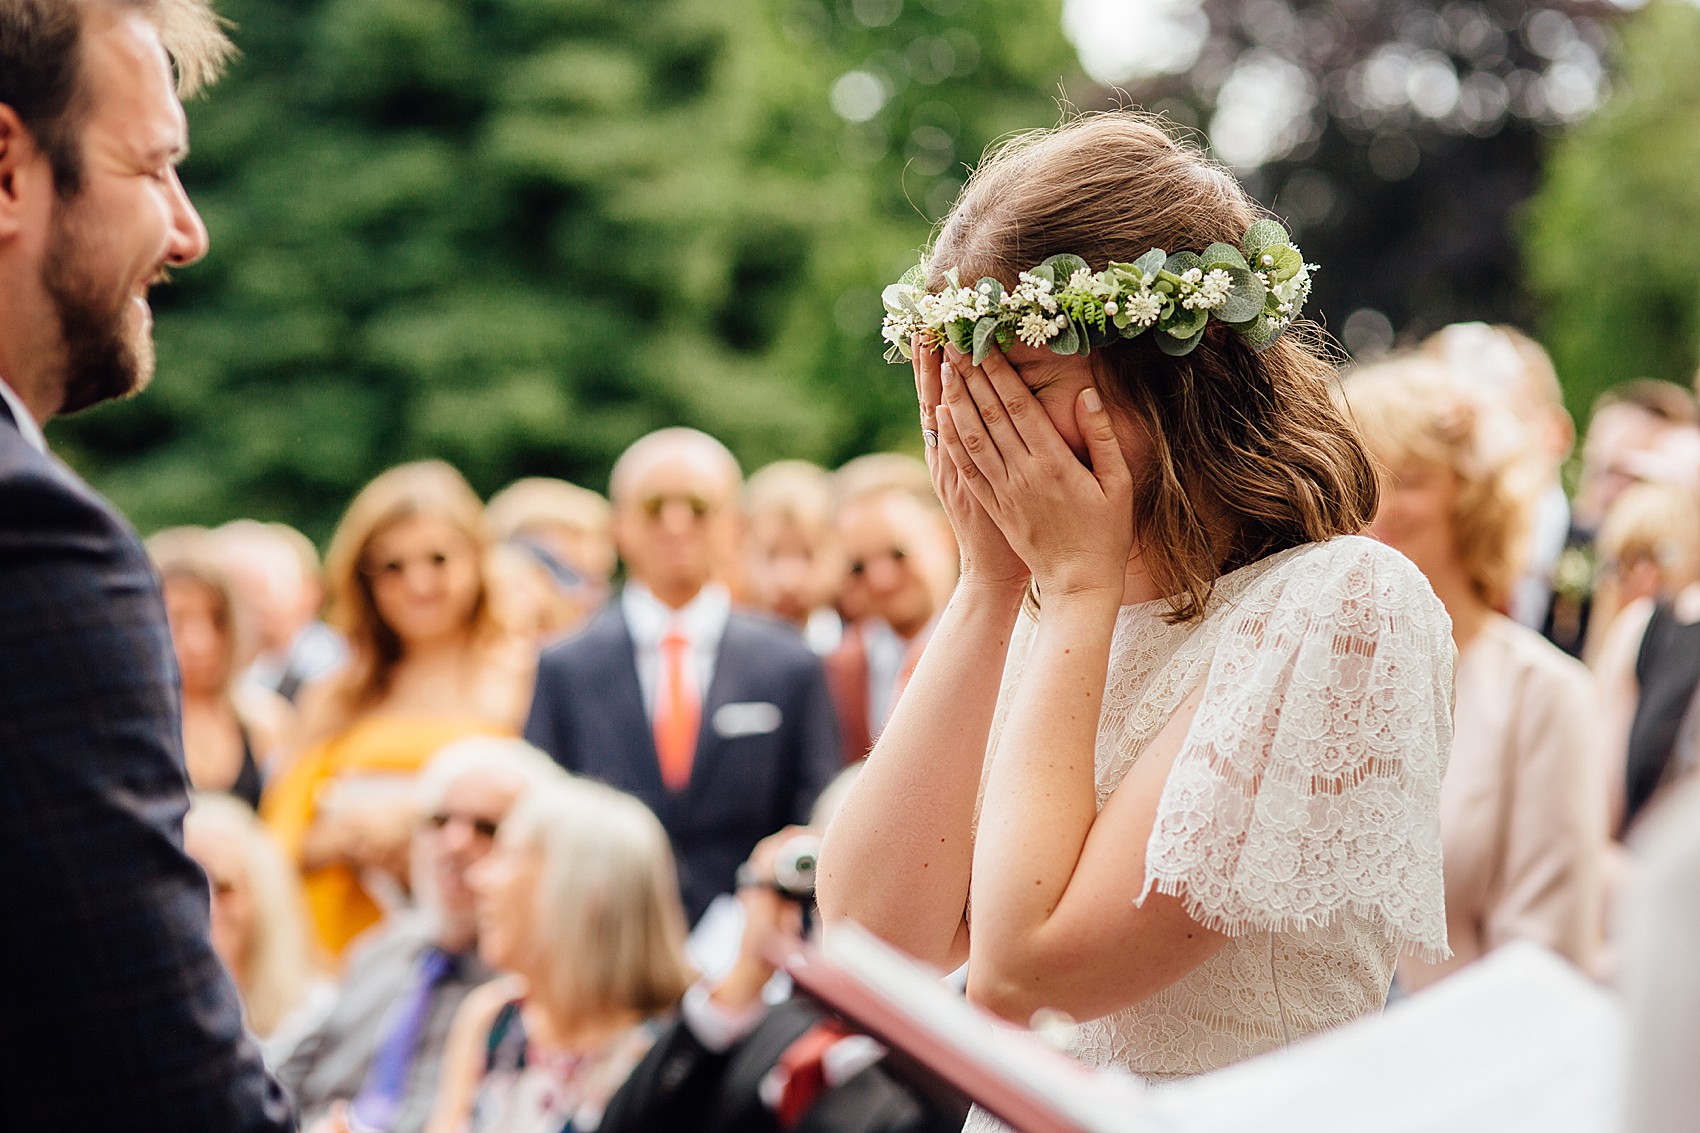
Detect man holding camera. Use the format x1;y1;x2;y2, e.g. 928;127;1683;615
599;825;964;1133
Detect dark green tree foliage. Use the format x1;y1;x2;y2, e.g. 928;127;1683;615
1524;0;1700;415
1112;0;1625;360
50;0;1077;539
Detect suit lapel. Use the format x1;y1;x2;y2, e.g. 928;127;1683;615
601;607;670;807
684;615;747;799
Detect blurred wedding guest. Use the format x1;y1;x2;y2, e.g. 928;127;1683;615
742;460;844;654
1421;324;1575;634
525;429;840;925
220;518;348;703
1593;537;1700;839
1575;381;1700;533
487;477;615;637
1587;482;1700;663
265;461;535;960
285;737;567;1133
1620;778;1700;1133
825;486;955;765
423;776;694;1133
186;792;332;1065
1345;355;1607;988
598;772;965;1133
150;527;296;809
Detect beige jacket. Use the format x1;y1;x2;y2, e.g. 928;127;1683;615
1399;614;1608;990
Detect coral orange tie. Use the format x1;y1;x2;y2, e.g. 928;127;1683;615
655;627;700;791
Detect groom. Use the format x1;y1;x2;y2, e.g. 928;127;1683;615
0;3;292;1129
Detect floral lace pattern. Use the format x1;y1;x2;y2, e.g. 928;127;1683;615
968;537;1452;1120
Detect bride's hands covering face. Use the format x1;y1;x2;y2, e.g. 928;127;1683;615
936;344;1135;600
914;339;1030;596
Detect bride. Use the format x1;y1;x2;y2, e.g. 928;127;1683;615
817;111;1454;1088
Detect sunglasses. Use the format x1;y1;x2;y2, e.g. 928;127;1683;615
424;811;501;840
848;547;909;576
360;548;465;581
639;493;715;520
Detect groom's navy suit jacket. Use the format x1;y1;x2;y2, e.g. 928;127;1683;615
0;397;294;1132
524;600;842;923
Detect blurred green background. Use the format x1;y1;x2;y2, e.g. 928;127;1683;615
44;0;1700;541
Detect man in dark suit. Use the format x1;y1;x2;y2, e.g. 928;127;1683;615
0;4;293;1129
598;827;965;1133
525;428;841;923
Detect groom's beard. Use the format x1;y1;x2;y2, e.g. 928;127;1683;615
42;202;156;417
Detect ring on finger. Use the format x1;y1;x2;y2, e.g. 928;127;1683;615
922;427;939;449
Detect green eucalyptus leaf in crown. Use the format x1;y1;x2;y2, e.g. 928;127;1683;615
880;222;1316;363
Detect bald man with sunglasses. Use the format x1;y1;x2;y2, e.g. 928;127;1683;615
524;428;842;924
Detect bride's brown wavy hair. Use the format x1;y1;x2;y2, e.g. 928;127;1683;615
928;111;1377;621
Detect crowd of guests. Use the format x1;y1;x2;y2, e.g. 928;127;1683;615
147;327;1700;1131
150;426;960;1133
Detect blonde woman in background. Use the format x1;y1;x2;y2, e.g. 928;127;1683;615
1586;482;1700;664
425;777;693;1133
1344;354;1608;988
265;461;535;960
149;528;295;810
186;792;332;1065
486;478;615;642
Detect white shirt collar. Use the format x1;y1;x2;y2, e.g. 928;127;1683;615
0;376;47;454
622;581;732;649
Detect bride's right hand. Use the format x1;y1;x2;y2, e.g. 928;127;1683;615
915;339;1030;597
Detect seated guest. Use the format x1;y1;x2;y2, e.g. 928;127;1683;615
424;776;694;1133
185;792;331;1065
284;737;567;1133
266;461;535;959
824;486;955;764
1344;355;1607;988
150;528;295;809
600;775;965;1133
219;519;349;704
741;461;845;654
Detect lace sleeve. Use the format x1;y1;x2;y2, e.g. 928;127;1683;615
1138;538;1455;961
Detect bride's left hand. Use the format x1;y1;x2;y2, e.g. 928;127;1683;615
937;345;1135;601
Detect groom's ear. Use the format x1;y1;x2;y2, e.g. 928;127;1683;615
0;107;52;241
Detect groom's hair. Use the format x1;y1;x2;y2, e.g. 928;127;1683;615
928;111;1379;623
0;0;233;197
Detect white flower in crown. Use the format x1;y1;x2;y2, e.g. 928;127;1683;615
1066;267;1114;299
1180;268;1234;312
919;286;984;327
1016;311;1061;347
1122;289;1164;327
1013;271;1060;314
882;310;922;348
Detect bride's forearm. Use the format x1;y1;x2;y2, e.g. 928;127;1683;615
816;578;1025;966
968;589;1118;1007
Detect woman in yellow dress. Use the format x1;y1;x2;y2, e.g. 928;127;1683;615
265;461;536;960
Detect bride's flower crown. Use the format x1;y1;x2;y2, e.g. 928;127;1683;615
881;220;1315;363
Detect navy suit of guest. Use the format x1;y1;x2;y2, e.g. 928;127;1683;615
0;397;294;1131
525;596;840;923
523;427;840;924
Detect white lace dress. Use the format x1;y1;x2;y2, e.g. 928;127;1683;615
967;536;1454;1116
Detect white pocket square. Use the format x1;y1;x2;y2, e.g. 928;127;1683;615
712;701;783;738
